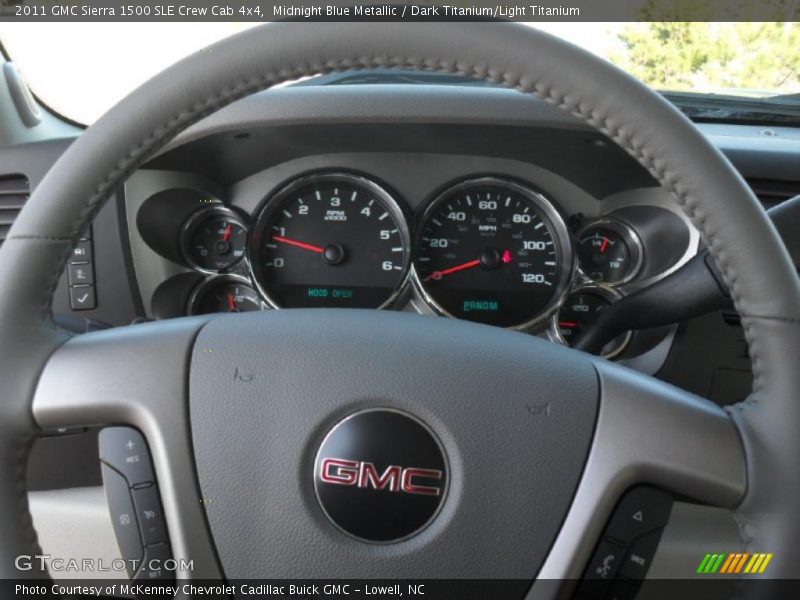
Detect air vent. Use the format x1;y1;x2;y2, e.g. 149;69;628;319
746;178;800;210
0;174;30;248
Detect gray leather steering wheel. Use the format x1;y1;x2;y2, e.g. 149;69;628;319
2;22;799;593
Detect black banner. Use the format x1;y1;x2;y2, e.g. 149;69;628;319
4;579;800;600
0;0;799;22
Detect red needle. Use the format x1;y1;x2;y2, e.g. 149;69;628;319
222;224;232;242
272;235;324;253
559;321;578;328
425;259;481;281
227;292;237;311
599;237;609;253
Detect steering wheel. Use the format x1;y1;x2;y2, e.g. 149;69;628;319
2;23;798;593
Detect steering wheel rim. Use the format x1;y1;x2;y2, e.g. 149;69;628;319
2;22;798;591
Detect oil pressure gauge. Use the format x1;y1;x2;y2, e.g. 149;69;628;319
181;206;247;274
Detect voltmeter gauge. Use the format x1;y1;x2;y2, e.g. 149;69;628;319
576;219;643;285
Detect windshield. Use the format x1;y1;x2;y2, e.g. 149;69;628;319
1;22;799;125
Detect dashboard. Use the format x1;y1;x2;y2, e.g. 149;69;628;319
114;84;705;373
136;164;692;365
4;81;795;405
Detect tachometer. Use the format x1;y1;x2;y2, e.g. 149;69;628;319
413;177;573;328
249;173;410;309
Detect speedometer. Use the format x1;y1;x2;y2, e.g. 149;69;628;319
249;172;410;309
413;177;573;328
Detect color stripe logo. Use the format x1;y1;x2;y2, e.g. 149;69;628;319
696;553;773;574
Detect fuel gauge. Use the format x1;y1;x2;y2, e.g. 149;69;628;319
188;276;265;315
576;219;642;285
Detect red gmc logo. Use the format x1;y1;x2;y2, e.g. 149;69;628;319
319;458;444;497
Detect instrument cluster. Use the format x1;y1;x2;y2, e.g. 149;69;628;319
151;170;654;357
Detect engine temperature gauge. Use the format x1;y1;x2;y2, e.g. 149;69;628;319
576;219;642;285
550;286;631;358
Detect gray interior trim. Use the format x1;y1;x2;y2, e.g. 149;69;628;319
31;313;745;587
29;487;124;580
32;317;222;580
533;359;746;585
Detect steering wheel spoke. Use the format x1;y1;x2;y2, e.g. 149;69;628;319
32;317;223;578
538;359;746;581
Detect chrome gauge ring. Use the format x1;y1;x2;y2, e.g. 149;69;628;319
412;177;574;330
248;172;412;310
548;284;633;359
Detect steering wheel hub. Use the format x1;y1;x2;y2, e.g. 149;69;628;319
187;310;597;578
314;408;448;543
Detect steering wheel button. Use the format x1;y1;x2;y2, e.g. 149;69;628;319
132;485;168;546
68;285;96;311
585;538;624;580
605;487;673;546
618;528;664;580
100;464;144;573
68;263;94;286
99;427;154;487
578;538;625;599
134;543;174;582
69;240;93;264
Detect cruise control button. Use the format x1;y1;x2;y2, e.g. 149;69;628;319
132;485;168;545
134;543;174;582
99;427;154;487
101;464;143;573
606;487;672;546
619;528;664;580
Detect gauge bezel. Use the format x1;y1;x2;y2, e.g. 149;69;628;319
411;176;575;332
180;205;248;275
187;274;266;316
548;283;632;359
247;171;412;310
575;217;644;286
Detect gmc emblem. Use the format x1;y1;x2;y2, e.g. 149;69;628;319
320;458;443;497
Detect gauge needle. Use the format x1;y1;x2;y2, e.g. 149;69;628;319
599;238;609;253
425;259;481;281
559;321;578;328
222;224;232;242
227;292;237;312
272;235;324;253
